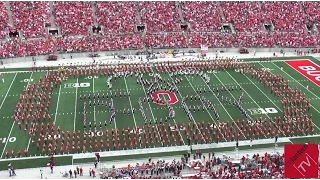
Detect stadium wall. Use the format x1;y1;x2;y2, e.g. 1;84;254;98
0;47;314;65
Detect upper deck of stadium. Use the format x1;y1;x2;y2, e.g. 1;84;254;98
0;1;320;58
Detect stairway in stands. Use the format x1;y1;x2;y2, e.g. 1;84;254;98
5;2;14;27
49;1;56;28
91;1;98;27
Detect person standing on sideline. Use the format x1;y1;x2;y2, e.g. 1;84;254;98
74;169;77;178
11;167;16;176
69;169;72;178
8;168;12;177
94;162;98;168
76;166;80;174
92;169;96;178
50;164;53;173
80;167;83;176
40;169;43;179
2;74;4;83
89;168;92;177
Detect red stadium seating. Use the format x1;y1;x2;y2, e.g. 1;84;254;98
0;2;10;38
53;2;93;36
181;2;223;32
221;2;264;32
144;33;188;48
261;2;306;32
0;1;320;58
303;1;320;31
139;2;181;32
10;1;50;38
96;2;138;33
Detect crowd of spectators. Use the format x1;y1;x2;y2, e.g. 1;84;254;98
10;1;50;38
221;2;264;32
53;1;93;36
0;2;10;38
181;2;223;32
140;1;181;32
1;31;320;58
1;2;320;59
100;150;286;179
261;2;306;33
302;1;320;31
96;2;138;34
144;33;188;48
189;32;320;48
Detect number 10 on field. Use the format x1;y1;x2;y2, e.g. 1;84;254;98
0;137;16;143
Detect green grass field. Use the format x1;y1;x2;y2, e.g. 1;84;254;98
0;56;320;169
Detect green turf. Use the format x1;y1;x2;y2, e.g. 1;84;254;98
73;142;286;164
0;56;319;170
0;156;72;171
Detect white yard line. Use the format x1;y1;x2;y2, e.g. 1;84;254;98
26;138;32;152
167;74;207;142
0;73;17;110
54;84;62;124
155;74;185;145
264;62;320;131
187;75;231;141
93;77;96;124
25;72;36;152
139;76;163;146
227;71;286;136
179;75;211;142
0;59;305;75
209;73;248;139
1;73;29;158
123;76;137;128
73;78;79;131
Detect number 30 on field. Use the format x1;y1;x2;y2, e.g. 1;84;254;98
0;137;16;143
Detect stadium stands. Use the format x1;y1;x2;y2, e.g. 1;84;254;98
1;1;320;59
144;33;188;48
96;2;138;33
181;2;223;32
302;1;320;31
261;2;306;32
53;1;93;36
0;2;10;38
221;2;263;32
140;1;181;32
10;1;50;38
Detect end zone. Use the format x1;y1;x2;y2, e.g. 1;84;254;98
285;59;320;87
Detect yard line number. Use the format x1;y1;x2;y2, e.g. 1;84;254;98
85;76;99;79
20;79;34;83
0;137;16;143
41;129;147;140
247;107;278;115
64;83;90;88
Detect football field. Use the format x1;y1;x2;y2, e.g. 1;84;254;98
0;56;320;167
